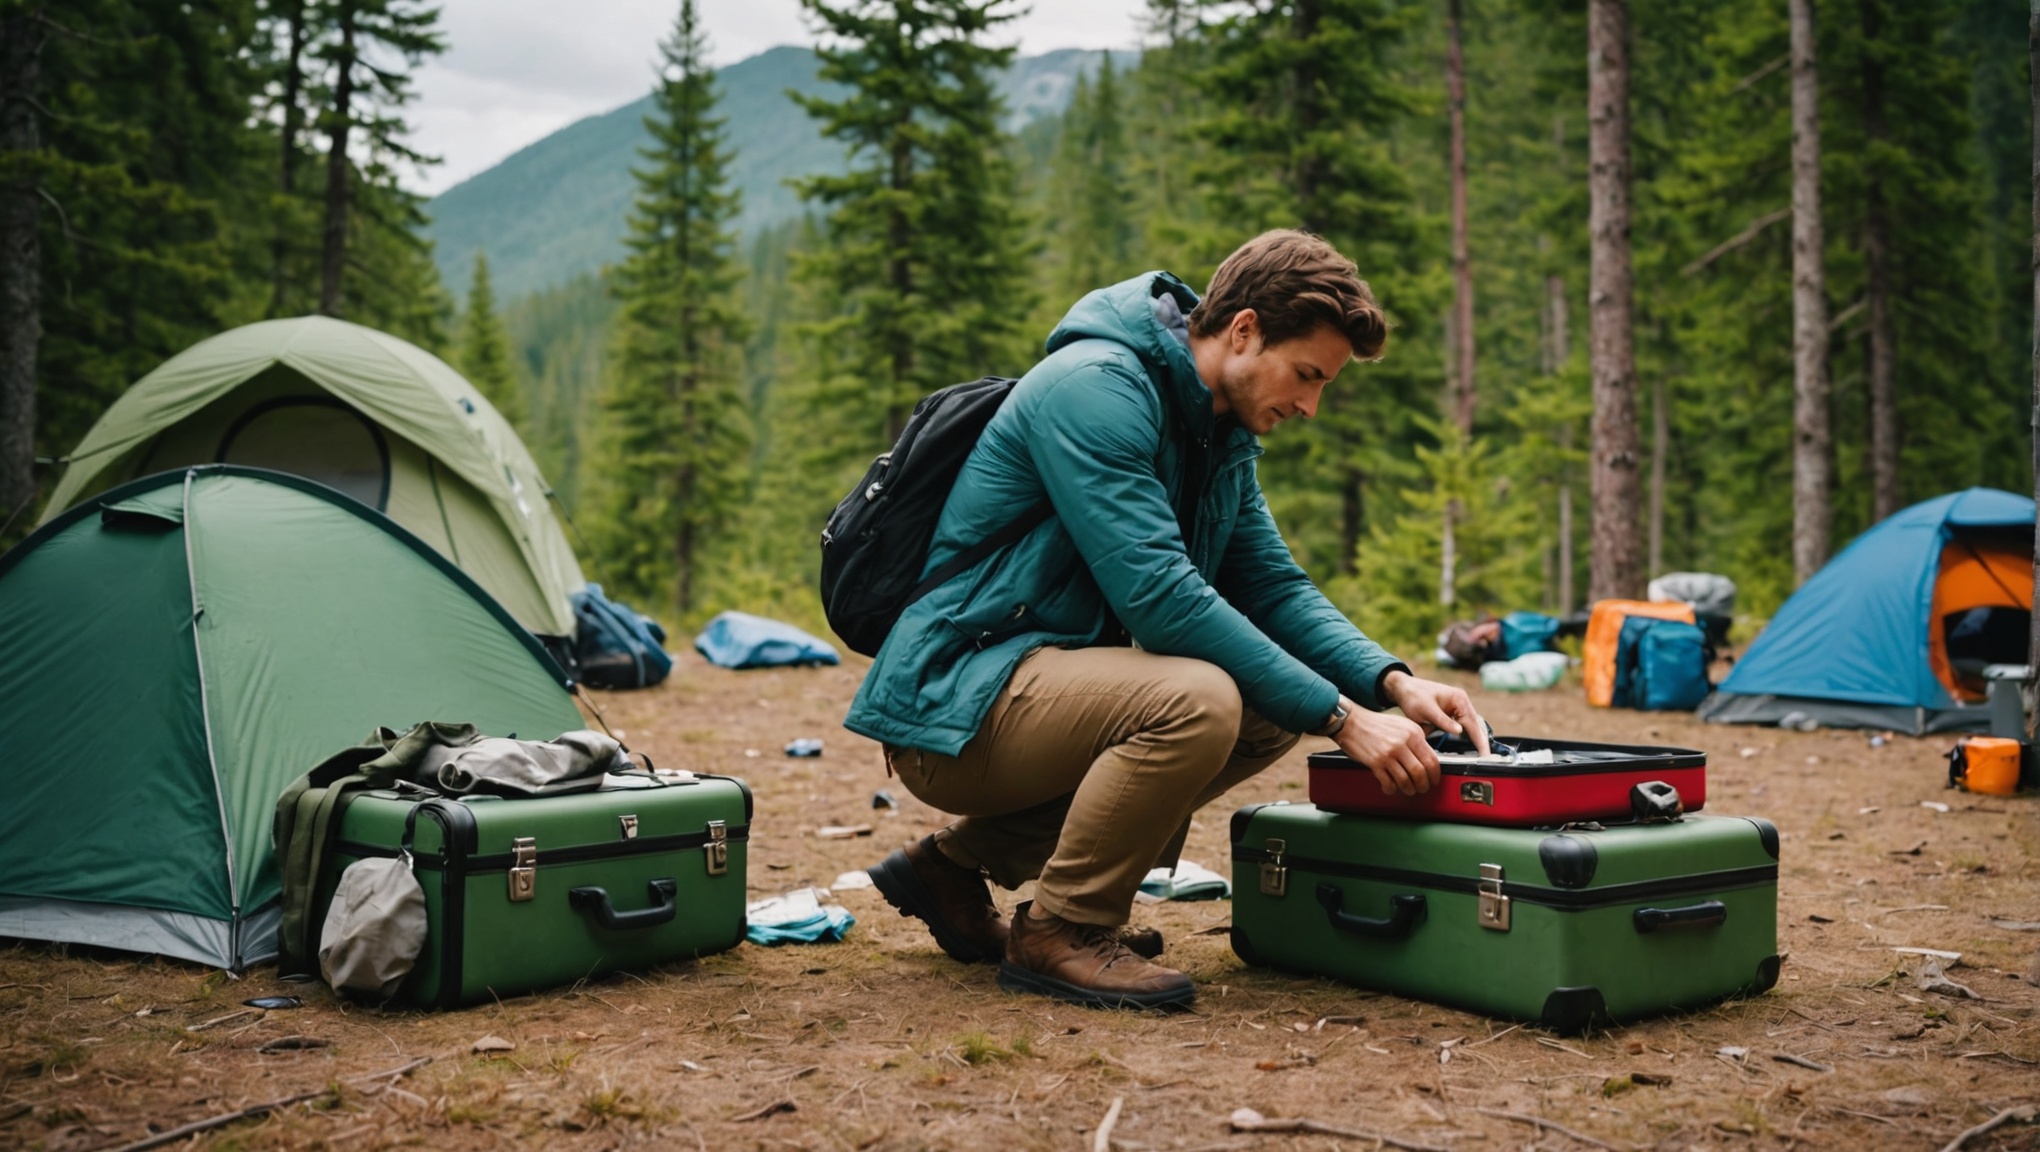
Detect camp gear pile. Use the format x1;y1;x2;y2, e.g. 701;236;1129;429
1612;616;1712;711
572;583;674;689
0;468;582;971
1307;736;1709;827
1229;803;1780;1032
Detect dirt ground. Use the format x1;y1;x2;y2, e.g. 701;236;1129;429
4;651;2038;1152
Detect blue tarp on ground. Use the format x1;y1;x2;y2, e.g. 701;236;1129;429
1699;488;2032;734
694;611;841;670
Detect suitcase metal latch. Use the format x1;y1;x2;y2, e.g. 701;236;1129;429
619;814;639;840
704;820;729;876
1460;780;1494;806
509;837;537;902
1259;838;1287;897
1477;862;1510;931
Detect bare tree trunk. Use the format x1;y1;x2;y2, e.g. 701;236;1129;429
2026;0;2039;739
884;130;914;442
1649;372;1666;577
0;5;44;528
1789;0;1832;587
1447;0;1475;433
270;0;309;317
1860;0;1898;522
1290;0;1325;232
1587;0;1642;603
319;1;358;318
1440;306;1458;606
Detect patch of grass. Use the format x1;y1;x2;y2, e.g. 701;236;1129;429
580;1087;644;1124
954;1031;1011;1065
1010;1035;1034;1058
11;1035;88;1078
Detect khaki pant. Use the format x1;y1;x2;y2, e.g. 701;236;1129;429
885;645;1299;926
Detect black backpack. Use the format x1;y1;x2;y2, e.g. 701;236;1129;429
820;376;1053;657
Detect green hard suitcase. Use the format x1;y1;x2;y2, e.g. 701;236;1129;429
1230;802;1778;1032
317;775;751;1007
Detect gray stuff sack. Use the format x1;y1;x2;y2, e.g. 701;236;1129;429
318;853;427;1000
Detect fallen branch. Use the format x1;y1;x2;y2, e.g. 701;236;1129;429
1094;1095;1124;1152
731;1099;796;1123
105;1056;431;1152
1772;1053;1834;1073
1229;1108;1447;1152
1936;1105;2037;1152
1474;1107;1624;1151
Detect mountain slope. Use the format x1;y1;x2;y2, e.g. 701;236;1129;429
426;45;1128;300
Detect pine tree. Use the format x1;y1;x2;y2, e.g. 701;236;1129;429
310;0;443;318
459;253;522;429
1586;0;1642;602
1788;0;1831;587
791;0;1033;444
1048;55;1139;298
584;0;752;617
1192;0;1435;581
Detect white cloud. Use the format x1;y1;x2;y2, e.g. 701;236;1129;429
408;0;1144;195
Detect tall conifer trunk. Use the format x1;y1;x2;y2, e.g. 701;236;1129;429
885;131;914;442
1440;0;1473;609
1587;0;1642;602
0;5;43;527
271;0;309;316
1789;0;1832;586
1549;271;1574;615
1446;0;1474;433
319;1;358;317
1859;0;1898;522
1649;372;1666;577
2026;0;2039;738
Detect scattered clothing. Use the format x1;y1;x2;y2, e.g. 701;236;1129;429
695;610;841;670
1480;651;1569;692
745;888;856;946
1136;860;1231;903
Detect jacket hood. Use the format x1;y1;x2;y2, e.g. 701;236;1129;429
1044;272;1213;437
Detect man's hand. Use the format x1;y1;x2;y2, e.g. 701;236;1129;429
1380;669;1490;756
1330;697;1440;796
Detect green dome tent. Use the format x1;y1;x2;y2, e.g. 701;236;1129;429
0;467;586;970
40;316;586;641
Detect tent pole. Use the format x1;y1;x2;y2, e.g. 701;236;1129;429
181;470;242;948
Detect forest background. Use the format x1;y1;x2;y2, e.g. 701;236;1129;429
2;0;2032;658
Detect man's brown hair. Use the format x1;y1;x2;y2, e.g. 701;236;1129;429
1187;230;1388;361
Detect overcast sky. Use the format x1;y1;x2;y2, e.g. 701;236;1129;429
410;0;1150;196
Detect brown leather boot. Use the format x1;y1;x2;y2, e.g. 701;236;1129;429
867;837;1008;963
997;902;1194;1009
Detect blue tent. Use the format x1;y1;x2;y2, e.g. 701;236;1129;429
1700;488;2033;735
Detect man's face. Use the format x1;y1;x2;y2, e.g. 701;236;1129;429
1212;315;1354;436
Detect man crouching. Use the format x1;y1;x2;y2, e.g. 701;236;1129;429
851;230;1488;1008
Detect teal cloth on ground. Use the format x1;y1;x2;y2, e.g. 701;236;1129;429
745;888;856;945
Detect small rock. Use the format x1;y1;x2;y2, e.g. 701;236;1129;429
1920;801;1950;813
1716;1046;1749;1062
1882;1086;1931;1108
1740;747;1760;759
473;1035;515;1054
1230;1108;1268;1129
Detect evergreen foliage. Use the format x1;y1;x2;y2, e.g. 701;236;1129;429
581;0;753;619
458;253;521;429
790;0;1036;446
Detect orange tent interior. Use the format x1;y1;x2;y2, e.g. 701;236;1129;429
1927;540;2032;703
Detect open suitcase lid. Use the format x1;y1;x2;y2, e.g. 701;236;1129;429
1305;734;1705;778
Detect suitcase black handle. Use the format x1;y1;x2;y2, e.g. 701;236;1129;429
1315;884;1426;939
1629;781;1684;823
569;879;678;930
1633;900;1727;933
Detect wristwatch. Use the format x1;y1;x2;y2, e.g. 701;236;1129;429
1308;702;1350;738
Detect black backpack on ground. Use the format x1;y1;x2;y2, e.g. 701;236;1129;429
820;376;1052;657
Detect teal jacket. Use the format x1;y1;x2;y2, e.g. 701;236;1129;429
844;272;1409;756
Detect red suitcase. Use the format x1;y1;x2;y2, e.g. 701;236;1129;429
1307;735;1707;827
